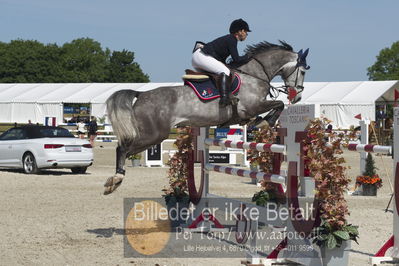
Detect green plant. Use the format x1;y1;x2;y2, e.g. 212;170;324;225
313;220;359;249
97;115;106;124
127;153;142;160
303;117;359;249
162;126;192;204
252;180;285;206
252;190;271;206
364;152;378;177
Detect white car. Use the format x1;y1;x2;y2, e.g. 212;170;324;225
0;125;93;174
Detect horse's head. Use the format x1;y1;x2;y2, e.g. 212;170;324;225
238;41;310;104
278;48;310;104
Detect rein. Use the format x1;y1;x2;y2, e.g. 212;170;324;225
234;57;293;100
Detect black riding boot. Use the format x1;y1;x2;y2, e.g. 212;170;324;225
218;73;231;107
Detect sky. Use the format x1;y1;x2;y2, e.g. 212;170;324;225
1;0;398;83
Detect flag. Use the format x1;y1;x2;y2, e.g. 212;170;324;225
395;89;399;101
354;114;362;120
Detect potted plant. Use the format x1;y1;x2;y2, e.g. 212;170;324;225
303;118;359;265
355;153;382;196
162;126;192;227
252;180;286;207
127;153;141;167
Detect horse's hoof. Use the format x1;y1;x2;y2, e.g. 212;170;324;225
103;175;124;195
103;187;113;195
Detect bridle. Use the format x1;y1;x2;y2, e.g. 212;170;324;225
235;57;304;101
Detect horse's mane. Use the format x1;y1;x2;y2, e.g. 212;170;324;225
244;40;293;57
229;40;293;69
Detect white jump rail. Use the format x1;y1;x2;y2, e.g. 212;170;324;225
326;142;392;154
345;143;391;154
204;163;286;184
204;138;286;154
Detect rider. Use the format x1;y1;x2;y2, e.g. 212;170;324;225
192;18;251;107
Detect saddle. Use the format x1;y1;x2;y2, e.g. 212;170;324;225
182;69;218;82
182;69;241;101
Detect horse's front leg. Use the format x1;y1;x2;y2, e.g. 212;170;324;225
104;145;128;195
263;100;284;127
248;100;284;128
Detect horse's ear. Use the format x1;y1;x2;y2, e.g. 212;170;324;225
297;48;310;69
302;48;309;58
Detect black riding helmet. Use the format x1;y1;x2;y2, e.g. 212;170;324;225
229;18;251;34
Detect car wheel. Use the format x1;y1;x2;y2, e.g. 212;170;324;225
71;167;87;174
23;152;39;174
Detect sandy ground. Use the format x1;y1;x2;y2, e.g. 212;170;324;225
0;141;396;266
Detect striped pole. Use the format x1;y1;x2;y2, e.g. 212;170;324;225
204;163;286;185
204;138;285;154
326;142;391;154
346;143;391;154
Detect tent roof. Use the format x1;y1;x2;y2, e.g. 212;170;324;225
0;80;398;104
274;80;399;104
0;83;182;103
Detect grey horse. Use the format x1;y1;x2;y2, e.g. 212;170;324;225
104;41;310;195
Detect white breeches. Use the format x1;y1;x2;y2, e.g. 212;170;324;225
191;49;230;76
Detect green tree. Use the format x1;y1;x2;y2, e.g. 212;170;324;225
0;38;150;83
367;41;399;81
0;40;63;82
107;49;149;82
60;38;110;82
363;153;377;177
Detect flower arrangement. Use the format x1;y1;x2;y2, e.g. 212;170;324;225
162;126;192;205
356;174;382;188
303;117;359;249
355;153;382;190
247;126;285;206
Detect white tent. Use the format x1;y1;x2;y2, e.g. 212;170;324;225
0;80;398;128
273;80;399;128
0;83;181;124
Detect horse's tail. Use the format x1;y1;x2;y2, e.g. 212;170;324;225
106;90;140;143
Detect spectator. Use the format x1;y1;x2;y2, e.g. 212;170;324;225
88;117;98;146
376;106;386;128
76;119;86;139
324;124;333;142
326;124;333;133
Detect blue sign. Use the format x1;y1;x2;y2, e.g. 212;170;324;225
215;128;229;139
214;128;243;139
63;106;75;114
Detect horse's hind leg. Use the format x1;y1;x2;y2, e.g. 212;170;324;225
103;126;170;195
104;145;128;195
